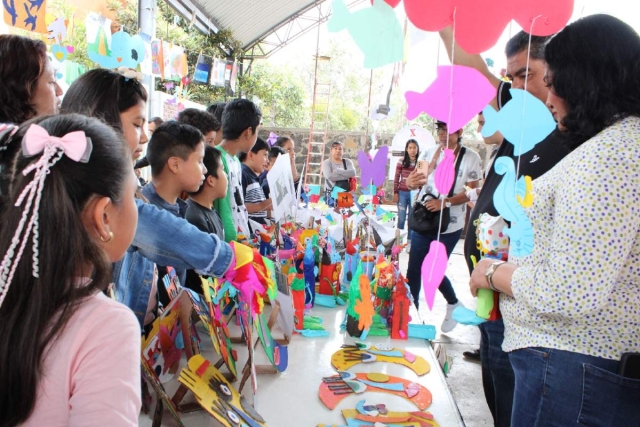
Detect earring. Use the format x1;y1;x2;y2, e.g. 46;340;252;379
100;231;114;243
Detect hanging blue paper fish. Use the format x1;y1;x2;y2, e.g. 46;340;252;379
482;89;556;156
327;0;404;69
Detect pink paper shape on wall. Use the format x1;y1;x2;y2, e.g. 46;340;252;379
421;240;448;311
405;65;495;133
434;148;455;195
403;0;574;54
357;146;389;187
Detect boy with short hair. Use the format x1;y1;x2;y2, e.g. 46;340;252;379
142;121;207;292
240;138;272;226
177;108;220;147
214;99;262;242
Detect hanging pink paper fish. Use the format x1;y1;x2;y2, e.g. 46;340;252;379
434;148;455;195
421;240;448;311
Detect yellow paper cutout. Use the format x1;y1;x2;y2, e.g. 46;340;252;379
516;175;534;207
231;241;253;269
331;346;430;376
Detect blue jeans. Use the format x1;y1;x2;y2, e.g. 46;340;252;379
406;229;461;308
397;190;413;241
510;347;640;426
479;319;515;427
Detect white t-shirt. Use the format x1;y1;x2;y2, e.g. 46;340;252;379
418;145;481;233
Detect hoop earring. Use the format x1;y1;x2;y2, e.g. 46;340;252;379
100;231;114;243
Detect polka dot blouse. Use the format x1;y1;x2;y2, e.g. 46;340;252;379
501;116;640;360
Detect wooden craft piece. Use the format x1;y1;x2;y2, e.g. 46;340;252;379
331;343;430;375
179;355;268;427
319;371;432;410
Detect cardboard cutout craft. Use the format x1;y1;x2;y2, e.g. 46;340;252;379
318;400;440;427
141;358;185;426
358;146;389;188
179;355;268;427
88;30;146;69
331;342;430;375
320;371;432;410
201;277;238;378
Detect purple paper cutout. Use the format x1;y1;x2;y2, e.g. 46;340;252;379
267;132;278;146
358;146;389;187
434;148;455;195
421;240;448;311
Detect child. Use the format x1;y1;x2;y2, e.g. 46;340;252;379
0;115;141;425
142;121;206;300
214;99;262;242
260;145;285;199
240;137;272;226
177;108;220;147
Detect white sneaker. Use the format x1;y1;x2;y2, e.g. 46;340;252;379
405;242;411;253
441;301;463;333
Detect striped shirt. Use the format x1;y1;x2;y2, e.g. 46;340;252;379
241;163;267;224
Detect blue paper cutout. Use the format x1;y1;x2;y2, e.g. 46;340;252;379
88;30;146;69
452;306;486;326
307;184;321;196
482;89;556;155
493;157;534;257
362;184;377;195
332;185;347;200
327;0;404;69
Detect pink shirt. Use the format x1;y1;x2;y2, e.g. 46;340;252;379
25;292;141;426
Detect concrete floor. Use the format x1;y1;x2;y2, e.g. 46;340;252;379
397;239;494;427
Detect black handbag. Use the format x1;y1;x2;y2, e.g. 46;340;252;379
408;147;466;234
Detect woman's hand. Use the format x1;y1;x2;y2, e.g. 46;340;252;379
392;193;399;203
406;169;427;190
469;258;493;297
425;198;443;212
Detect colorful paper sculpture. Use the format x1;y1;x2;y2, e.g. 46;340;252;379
201;277;238;378
421;241;448;311
256;310;288;372
390;275;411;339
358;146;389;187
179;355;268;427
405;65;495;132
319;371;432;410
332;342;430;375
317;400;440;427
482;89;557;155
142;295;184;383
328;0;404;69
354;276;375;333
88;30;146;69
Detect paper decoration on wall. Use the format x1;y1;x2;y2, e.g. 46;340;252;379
433;148;455;195
150;39;164;77
179;355;268;427
87;26;146;69
228;61;239;93
327;0;404;69
421;240;448;311
403;0;574;54
405;65;495;132
482;89;556;156
317;400;440;427
47;17;68;42
3;0;47;33
320;371;433;410
211;58;227;87
165;45;187;81
51;43;70;62
493;157;534;257
331;342;430;375
357;145;388;187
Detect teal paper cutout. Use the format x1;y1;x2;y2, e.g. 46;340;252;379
88;30;146;69
332;185;347;199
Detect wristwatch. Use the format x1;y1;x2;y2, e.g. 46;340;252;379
485;261;506;292
445;199;452;208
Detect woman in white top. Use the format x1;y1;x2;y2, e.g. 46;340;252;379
406;121;481;332
469;15;640;426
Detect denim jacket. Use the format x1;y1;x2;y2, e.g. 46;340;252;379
113;199;233;327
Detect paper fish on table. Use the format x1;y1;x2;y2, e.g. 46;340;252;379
482;89;556;155
493;156;534;257
88;30;146;69
331;342;430;375
319;371;432;410
405;65;495;132
327;0;404;69
358;146;389;188
317;399;440;427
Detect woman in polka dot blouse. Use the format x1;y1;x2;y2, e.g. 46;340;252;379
469;15;640;426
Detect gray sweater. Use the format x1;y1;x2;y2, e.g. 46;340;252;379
322;158;356;192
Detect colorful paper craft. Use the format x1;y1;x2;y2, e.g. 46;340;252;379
179;355;268;427
88;30;146;69
358;145;389;188
319;371;432;410
142;294;184;383
421;241;448;311
201;277;238;378
331;342;430;375
317;400;440;427
482;89;556;155
405;65;495;132
256;310;289;372
3;0;47;33
328;0;404;69
141;359;184;426
354;276;375;332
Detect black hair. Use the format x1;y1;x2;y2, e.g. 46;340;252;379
0;35;49;124
206;102;226;125
545;14;640;150
238;137;269;163
149;117;164;126
269;146;286;160
191;146;222;195
60;69;148;134
274;136;292;148
146;121;204;177
0;114;131;426
221;99;261;141
177;108;220;133
505;31;550;60
402;139;420;168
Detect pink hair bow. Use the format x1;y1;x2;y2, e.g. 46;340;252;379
22;124;92;163
267;132;278;146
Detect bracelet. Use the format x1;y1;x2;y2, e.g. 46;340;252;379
486;260;506;292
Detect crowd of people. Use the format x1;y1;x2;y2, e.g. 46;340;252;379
0;12;638;427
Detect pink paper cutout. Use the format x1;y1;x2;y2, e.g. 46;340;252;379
434;148;455;195
421;240;449;311
403;0;574;54
405;382;420;398
358;146;389;187
405;65;495;132
404;351;417;363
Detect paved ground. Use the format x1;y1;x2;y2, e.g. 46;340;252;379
397;239;494;427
